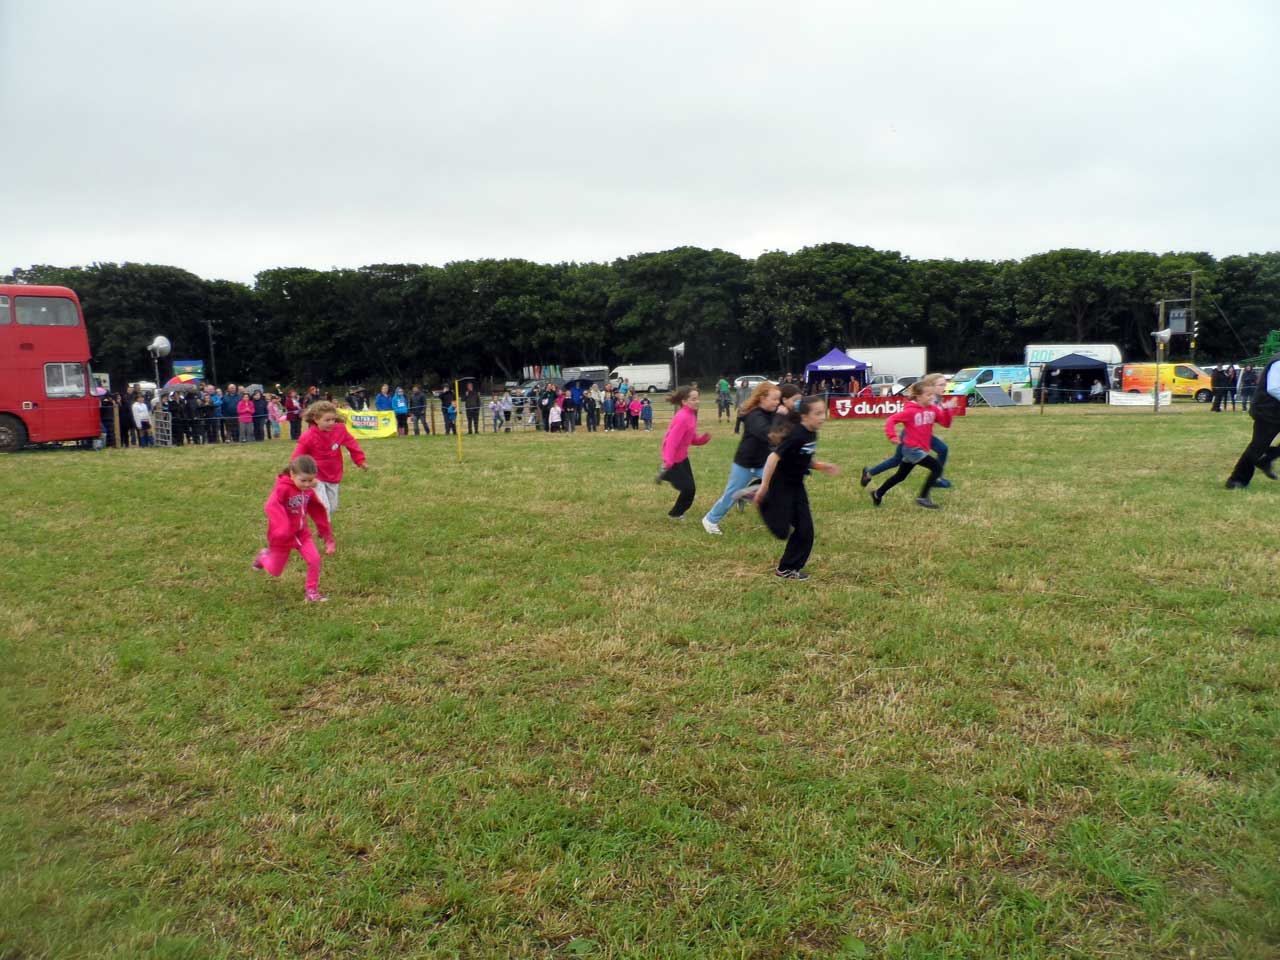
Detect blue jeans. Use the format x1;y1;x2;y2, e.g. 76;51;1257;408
706;463;764;524
869;436;948;477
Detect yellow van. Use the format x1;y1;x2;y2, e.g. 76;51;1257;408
1118;363;1212;402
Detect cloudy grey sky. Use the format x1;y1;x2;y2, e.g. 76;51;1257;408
2;0;1276;284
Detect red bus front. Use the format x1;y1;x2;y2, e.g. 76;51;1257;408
0;285;101;451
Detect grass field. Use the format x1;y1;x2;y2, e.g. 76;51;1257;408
2;404;1278;959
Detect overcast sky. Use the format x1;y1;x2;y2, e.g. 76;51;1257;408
2;0;1276;284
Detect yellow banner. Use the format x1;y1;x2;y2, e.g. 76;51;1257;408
338;407;399;439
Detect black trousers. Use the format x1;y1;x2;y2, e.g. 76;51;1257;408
877;454;942;498
1212;389;1227;411
1228;417;1280;486
760;480;814;571
665;458;696;517
465;409;479;433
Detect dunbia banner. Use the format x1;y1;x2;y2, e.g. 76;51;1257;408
828;395;969;419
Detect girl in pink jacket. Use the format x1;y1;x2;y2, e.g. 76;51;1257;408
252;455;335;602
870;381;953;510
656;386;711;520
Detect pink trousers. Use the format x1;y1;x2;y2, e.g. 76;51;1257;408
263;538;321;591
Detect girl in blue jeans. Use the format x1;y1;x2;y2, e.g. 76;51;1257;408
701;382;782;535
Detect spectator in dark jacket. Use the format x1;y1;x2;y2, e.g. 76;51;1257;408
463;382;481;434
409;385;429;435
252;389;268;441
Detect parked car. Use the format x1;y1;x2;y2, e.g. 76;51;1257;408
734;374;770;390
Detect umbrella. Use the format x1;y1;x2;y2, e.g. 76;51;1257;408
160;382;199;394
243;383;265;395
166;373;203;386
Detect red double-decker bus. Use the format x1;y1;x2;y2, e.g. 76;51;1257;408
0;285;102;452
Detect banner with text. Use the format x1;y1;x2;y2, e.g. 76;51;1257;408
1106;390;1172;407
338;407;399;439
828;395;968;419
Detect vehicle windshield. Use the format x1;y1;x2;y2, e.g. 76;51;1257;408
951;368;979;382
16;295;79;326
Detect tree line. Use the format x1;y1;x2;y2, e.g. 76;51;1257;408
7;245;1279;390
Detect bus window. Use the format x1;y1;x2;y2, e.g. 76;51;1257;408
45;362;87;398
0;295;9;322
17;296;79;326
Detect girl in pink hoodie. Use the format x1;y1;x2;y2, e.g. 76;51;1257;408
657;386;711;519
870;381;953;510
252;455;335;602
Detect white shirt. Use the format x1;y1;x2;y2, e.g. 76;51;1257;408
132;401;151;424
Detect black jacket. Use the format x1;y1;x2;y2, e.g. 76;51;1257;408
734;407;776;468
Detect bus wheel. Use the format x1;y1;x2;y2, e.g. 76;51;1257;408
0;416;27;453
1195;389;1213;403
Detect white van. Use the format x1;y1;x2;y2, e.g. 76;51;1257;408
609;364;672;393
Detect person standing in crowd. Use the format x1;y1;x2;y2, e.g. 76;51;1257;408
292;401;368;519
641;397;653;431
538;382;556;432
583;388;599;432
285;389;303;440
253;454;335;604
1226;354;1280;488
409;385;428;435
220;384;240;441
197;389;215;443
1240;365;1258;412
1211;366;1228;412
237;391;255;443
1226;365;1240;411
569;381;583;429
734;379;751;433
602;390;614;432
500;390;513;430
375;384;394;414
443;397;457;434
716;376;732;422
626;394;639;430
754;395;840;580
438;383;455;427
304;385;321;409
561;388;577;433
702;381;781;535
656;386;711;521
133;393;153;447
548;396;563;432
114;391;134;447
345;386;365;410
267;394;285;439
392;386;409;436
489;395;503;433
869;380;953;509
251;389;268;441
463;382;481;434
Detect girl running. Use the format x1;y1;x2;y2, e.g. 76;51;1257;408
755;395;840;580
252;455;335;603
860;373;953;489
292;401;368;519
869;381;952;509
701;380;781;535
656;386;711;520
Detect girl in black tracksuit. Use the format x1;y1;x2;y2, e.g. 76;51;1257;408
755;395;840;580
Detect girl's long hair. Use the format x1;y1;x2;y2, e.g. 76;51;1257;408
768;395;824;447
740;381;779;414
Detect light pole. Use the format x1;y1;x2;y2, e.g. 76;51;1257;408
147;335;171;388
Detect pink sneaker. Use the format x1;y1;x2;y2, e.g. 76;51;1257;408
252;549;268;571
304;589;329;603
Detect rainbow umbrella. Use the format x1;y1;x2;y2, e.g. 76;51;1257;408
166;373;203;386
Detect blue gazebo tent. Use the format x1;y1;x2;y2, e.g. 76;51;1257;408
804;348;869;393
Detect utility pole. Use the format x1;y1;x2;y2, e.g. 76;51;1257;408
1188;271;1199;365
206;317;218;385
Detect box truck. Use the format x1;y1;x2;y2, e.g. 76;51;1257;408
844;346;927;390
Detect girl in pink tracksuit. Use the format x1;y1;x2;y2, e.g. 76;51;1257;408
253;455;335;602
657;386;711;519
870;381;953;510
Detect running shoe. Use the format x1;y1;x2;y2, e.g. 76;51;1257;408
701;516;722;535
915;497;940;509
304;589;329;603
860;466;871;487
774;568;810;581
252;549;268;571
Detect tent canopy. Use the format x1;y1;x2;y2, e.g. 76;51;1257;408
805;348;868;374
1042;353;1108;375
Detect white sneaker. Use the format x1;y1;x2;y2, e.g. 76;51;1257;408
701;516;722;535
